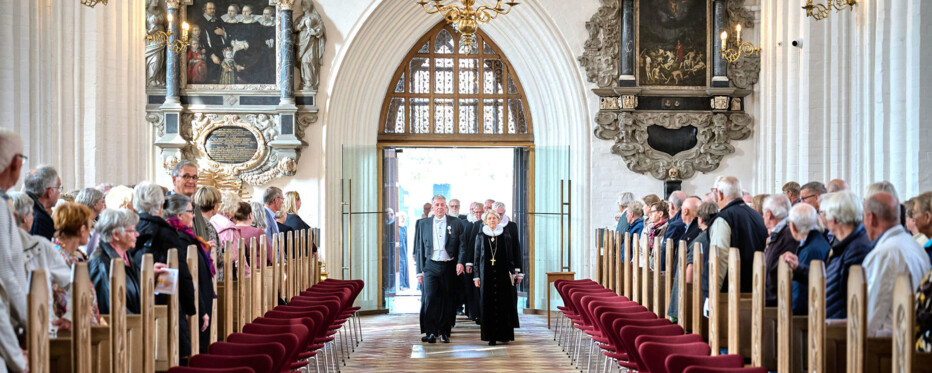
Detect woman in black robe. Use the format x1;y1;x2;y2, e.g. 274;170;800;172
472;210;519;345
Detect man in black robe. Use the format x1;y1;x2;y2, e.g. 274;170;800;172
414;195;466;343
196;2;227;83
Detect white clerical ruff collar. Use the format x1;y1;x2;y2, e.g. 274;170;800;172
467;214;478;223
259;18;274;26
482;225;504;237
496;214;510;230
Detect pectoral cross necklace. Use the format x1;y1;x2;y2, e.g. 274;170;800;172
489;236;498;266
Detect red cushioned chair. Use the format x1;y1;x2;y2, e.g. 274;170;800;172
637;341;710;373
189;354;273;373
166;367;254;373
226;333;301;373
208;342;286;368
684;367;767;373
617;324;684;371
665;354;745;373
242;323;310;371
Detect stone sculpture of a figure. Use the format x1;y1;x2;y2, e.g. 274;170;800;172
295;0;326;91
145;0;166;87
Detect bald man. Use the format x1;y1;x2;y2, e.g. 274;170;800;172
666;196;702;321
862;192;930;336
827;179;849;193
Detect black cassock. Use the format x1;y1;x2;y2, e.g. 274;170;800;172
458;219;482;320
474;228;519;343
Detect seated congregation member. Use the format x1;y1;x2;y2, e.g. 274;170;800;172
709;176;768;292
817;191;872;319
779;203;830;315
276;209;294;236
863;191;930;336
626;200;645;237
88;209;142;315
917;268;932;352
751;194;770;215
164;194;216;351
52;202;103;325
24;165;60;240
132;181;197;358
663;191;688;251
472;210;519;346
262;187;283;240
283;191;311;232
0;129;27;372
695;202;719;300
646;201;670;270
616;192;635;233
194;186;221;254
762;194;797;306
783;181;801;205
209;191;242;280
909;192;932;261
10;192;72;331
233;202;269;266
906;197;929;247
105;185;135;211
250;201;268;231
76;187;106;256
667;196;702;321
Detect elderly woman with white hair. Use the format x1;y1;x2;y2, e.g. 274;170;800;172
209;190;243;280
779;203;831;315
88;209;142;315
76;187;107;256
470;210;519;346
9;191;74;331
131;181;197;359
783;191;872;319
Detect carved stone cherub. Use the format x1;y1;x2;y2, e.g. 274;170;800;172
668;167;680;180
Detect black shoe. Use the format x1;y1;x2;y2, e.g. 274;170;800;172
440;334;450;343
422;334;436;343
488;340;496;346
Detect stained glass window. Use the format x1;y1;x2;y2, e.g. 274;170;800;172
380;23;531;140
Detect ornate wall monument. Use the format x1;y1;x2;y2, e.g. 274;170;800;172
146;0;324;191
579;0;759;181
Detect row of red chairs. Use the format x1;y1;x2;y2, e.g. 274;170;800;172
552;279;764;373
168;278;365;373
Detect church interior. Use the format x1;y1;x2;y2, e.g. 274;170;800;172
1;0;931;371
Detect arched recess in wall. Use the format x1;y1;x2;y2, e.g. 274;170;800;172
323;1;593;311
379;22;533;144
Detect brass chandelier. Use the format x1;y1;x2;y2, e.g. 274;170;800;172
417;0;519;52
720;24;760;63
81;0;108;8
803;0;857;21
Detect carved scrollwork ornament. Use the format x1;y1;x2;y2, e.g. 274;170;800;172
278;0;296;10
578;0;621;88
164;0;181;9
727;54;761;89
146;112;164;138
595;111;753;180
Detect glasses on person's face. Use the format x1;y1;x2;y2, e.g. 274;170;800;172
800;194;817;202
181;174;199;181
15;154;27;161
449;204;460;209
185;209;194;213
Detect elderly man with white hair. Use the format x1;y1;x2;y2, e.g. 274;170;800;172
779;203;830;315
762;194;797;306
793;191;871;319
0;129;28;372
24;165;61;240
615;192;636;233
708;176;768;293
862;191;930;336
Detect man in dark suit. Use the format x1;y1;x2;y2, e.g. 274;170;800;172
459;202;484;321
196;2;227;83
415;195;466;343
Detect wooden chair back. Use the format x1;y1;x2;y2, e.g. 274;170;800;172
623;232;632;298
186;245;199;356
751;251;765;367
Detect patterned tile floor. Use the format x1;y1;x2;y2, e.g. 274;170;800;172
342;313;579;372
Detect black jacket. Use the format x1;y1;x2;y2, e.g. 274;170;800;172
460;221;483;266
131;213;196;357
88;241;141;315
175;231;215;321
503;221;522;274
710;199;769;292
413;216;465;274
27;192;55;240
284;213;311;232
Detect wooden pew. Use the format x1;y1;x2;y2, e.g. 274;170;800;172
615;231;623;296
186;245;199;356
209;247;218;344
751;251;765;367
708;245;720;355
27;270;50;373
652;237;662;317
776;258;812;373
691;242;703;338
891;272;932;372
595;229;602;288
622;232;632;299
161;248;181;369
632;234;640;304
237;238;247;333
141;254;156;373
663;238;673;319
676;241;687;329
218;240;234;339
272;233;281;310
607;230;616;293
109;259;127;373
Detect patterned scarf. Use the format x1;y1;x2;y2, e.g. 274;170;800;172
167;217;217;277
648;219;667;246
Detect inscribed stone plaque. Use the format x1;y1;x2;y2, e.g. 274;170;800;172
205;126;259;164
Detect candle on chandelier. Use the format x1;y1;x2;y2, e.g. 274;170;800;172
167;13;173;24
182;22;189;39
720;31;727;51
736;24;742;44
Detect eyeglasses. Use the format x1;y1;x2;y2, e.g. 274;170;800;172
185;209;194;213
180;174;199;181
15;154;27;161
800;194;818;201
449;205;460;208
49;185;62;192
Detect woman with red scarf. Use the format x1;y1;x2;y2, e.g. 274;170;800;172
647;200;671;270
164;193;216;353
